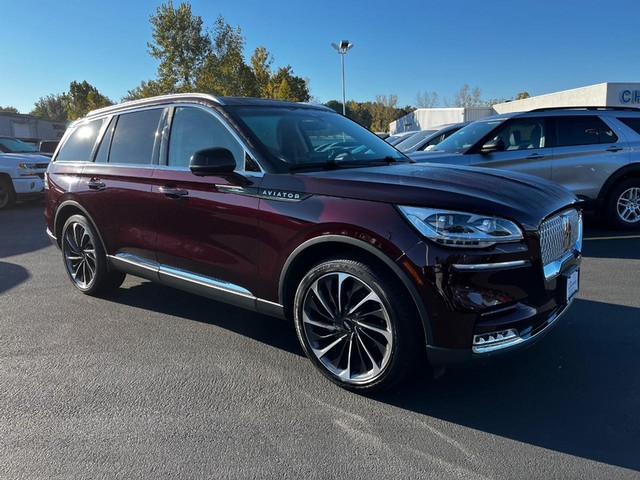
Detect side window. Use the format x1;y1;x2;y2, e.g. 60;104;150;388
94;117;116;163
168;107;245;169
109;109;163;165
56;118;104;162
490;118;547;151
556;116;618;147
618;117;640;135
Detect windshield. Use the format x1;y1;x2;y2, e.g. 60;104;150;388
228;106;407;171
429;119;505;154
0;137;39;153
394;129;437;151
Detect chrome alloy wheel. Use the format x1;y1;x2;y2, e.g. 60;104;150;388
301;272;394;384
63;222;98;288
617;187;640;224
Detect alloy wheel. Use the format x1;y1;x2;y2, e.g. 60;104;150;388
616;187;640;224
301;272;393;384
63;222;98;288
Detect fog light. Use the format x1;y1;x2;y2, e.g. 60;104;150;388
473;328;519;351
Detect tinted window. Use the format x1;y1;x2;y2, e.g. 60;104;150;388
168;107;245;169
490;118;547;150
556;116;617;147
56;119;104;162
94;117;116;163
109;109;163;165
433;120;504;154
618;117;640;135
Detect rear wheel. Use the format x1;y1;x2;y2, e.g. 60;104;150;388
61;214;125;294
0;177;16;210
606;179;640;229
293;256;423;392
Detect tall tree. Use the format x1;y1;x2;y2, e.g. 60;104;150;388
370;94;399;132
416;90;439;108
122;79;167;102
0;106;20;114
250;46;274;98
269;66;310;102
197;16;258;96
64;81;112;120
30;94;68;122
148;0;210;92
453;83;483;108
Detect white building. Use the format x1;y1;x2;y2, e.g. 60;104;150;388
389;107;494;134
390;82;640;133
493;82;640;114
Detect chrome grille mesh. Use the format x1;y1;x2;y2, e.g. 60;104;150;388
540;208;581;267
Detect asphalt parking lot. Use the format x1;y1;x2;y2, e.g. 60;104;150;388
1;203;639;479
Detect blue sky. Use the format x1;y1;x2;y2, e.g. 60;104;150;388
1;0;638;113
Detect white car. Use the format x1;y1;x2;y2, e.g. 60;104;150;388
0;153;50;209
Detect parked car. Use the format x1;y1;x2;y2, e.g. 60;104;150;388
409;107;640;229
45;94;582;392
395;122;471;153
39;140;60;154
0;153;49;209
385;130;419;146
0;136;53;157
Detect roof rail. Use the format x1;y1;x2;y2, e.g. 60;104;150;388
529;106;640;112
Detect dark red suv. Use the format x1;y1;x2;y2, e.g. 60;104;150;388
45;94;582;392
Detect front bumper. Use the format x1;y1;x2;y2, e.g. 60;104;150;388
12;177;45;196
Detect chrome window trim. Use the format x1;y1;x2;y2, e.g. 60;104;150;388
452;260;530;271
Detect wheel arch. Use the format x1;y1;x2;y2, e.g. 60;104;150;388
279;235;433;346
598;164;640;201
54;200;109;256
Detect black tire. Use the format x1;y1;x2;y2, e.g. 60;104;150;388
61;214;126;295
0;176;16;210
293;256;423;393
605;179;640;230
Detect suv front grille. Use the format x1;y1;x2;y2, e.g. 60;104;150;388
539;208;582;280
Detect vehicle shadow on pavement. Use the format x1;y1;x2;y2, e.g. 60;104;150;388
0;203;50;259
0;261;30;294
101;280;305;358
375;298;640;472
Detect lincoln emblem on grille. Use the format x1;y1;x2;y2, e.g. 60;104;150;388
562;214;573;250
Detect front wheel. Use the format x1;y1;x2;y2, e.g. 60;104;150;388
61;214;126;295
0;177;16;210
293;256;423;392
606;179;640;229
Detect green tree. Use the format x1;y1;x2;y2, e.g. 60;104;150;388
122;79;167;102
0;106;19;114
64;81;112;120
515;91;530;100
269;66;310;102
370;94;399;132
30;94;68;122
250;46;274;98
148;0;210;92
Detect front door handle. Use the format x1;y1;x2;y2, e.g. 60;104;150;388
159;186;189;199
526;153;545;159
86;178;106;190
606;146;623;152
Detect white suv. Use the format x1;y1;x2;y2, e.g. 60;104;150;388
409;107;640;229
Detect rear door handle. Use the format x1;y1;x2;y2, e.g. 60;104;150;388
86;178;106;190
606;146;624;152
526;153;545;159
159;186;189;199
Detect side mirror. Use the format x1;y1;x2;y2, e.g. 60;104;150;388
480;138;505;154
189;148;236;176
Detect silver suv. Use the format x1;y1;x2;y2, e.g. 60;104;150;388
408;107;640;229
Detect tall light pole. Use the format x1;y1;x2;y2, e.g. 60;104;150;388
331;40;353;115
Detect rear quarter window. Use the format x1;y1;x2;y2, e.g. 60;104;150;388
556;116;618;147
55;119;104;162
618;117;640;135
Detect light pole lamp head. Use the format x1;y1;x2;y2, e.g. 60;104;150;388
332;40;353;54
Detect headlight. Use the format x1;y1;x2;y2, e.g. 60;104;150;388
398;206;523;248
18;163;40;177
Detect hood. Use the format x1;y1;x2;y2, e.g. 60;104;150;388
260;163;577;230
0;152;51;164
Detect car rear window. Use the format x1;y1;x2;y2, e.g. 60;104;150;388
618;117;640;135
555;116;618;147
